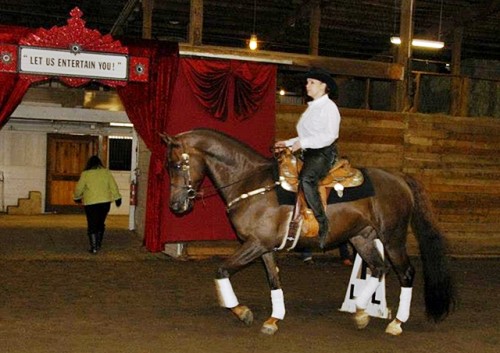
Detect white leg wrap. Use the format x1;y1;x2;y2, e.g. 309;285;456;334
355;277;380;310
214;278;239;308
396;287;413;323
271;289;286;320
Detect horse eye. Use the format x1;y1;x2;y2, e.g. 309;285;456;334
169;162;182;170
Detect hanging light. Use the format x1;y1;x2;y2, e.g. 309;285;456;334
390;0;445;50
249;34;258;50
248;0;258;50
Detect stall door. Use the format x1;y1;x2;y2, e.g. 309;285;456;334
46;134;102;213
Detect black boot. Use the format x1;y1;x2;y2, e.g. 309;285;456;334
302;182;329;249
88;233;98;254
96;231;104;250
300;148;335;250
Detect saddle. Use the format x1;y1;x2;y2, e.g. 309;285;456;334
275;148;364;239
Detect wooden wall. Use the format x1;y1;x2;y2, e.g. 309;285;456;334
277;105;500;256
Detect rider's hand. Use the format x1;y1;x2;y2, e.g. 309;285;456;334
274;141;286;148
291;140;302;152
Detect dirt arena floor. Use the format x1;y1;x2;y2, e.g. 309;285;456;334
0;214;498;353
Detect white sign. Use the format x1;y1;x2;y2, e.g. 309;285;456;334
19;47;128;80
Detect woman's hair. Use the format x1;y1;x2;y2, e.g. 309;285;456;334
84;155;104;170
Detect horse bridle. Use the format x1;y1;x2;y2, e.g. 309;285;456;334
168;152;197;200
169;150;280;209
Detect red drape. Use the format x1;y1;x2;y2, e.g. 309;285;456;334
163;58;277;243
0;26;35;129
181;58;272;121
117;40;179;252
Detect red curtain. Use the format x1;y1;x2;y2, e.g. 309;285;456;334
163;58;277;243
181;58;273;121
116;40;179;252
0;26;34;129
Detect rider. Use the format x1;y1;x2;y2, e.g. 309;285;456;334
275;67;341;248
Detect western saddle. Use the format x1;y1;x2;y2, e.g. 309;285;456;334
275;148;364;238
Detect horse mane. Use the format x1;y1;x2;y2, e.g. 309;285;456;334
186;128;272;165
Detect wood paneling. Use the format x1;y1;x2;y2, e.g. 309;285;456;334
276;105;500;255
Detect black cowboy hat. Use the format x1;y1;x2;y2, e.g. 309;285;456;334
305;67;338;98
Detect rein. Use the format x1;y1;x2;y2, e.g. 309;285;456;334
226;181;281;210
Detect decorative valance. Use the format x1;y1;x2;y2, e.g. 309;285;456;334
181;58;275;121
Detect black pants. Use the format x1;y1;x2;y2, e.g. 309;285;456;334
84;202;111;234
300;144;337;223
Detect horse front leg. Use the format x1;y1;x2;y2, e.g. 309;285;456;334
214;240;267;327
259;251;285;335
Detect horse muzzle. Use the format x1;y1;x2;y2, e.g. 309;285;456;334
169;198;193;214
169;184;197;213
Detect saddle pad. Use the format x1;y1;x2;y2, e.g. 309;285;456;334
273;168;375;206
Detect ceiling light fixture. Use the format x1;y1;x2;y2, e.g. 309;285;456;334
391;0;445;50
390;37;444;49
248;0;258;50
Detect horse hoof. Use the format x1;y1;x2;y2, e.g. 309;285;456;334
353;309;370;329
231;305;254;326
385;319;403;336
261;318;279;335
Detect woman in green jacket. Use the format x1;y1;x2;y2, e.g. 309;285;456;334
74;156;122;254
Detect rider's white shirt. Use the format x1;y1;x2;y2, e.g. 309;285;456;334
284;94;341;149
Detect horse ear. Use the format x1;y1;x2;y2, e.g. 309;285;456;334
159;132;179;147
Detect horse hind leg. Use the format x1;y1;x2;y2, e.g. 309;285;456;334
214;240;267;327
384;243;415;336
349;227;390;330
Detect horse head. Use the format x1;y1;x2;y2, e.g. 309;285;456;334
160;132;206;214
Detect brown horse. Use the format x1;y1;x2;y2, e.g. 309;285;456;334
162;128;454;336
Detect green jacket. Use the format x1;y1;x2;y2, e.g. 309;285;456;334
73;168;122;206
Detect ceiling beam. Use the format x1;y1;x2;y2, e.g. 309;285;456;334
394;0;415;112
309;0;321;55
179;44;403;80
142;0;153;39
189;0;203;45
110;0;141;36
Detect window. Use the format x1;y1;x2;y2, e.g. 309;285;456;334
109;137;132;171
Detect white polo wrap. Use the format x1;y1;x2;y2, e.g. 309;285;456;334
355;276;380;310
214;278;239;308
396;287;413;322
271;289;286;320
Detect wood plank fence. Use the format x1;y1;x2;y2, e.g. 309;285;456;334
276;105;500;256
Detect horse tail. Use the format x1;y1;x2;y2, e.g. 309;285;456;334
403;174;456;322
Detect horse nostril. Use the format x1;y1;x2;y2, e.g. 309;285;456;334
170;202;181;212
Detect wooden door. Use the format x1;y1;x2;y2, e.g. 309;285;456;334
46;134;103;213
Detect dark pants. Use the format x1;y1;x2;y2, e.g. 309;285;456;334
84;202;111;234
300;144;337;229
